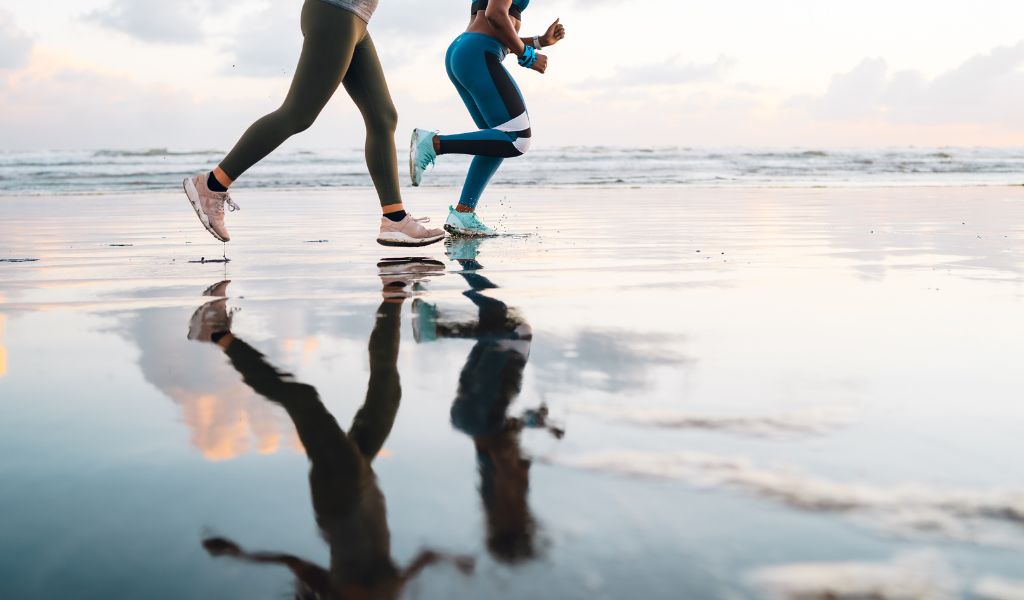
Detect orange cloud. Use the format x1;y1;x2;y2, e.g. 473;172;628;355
167;383;302;463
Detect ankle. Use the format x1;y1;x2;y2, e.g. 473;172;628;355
455;204;474;213
432;135;441;153
212;331;234;349
383;209;408;222
207;171;229;193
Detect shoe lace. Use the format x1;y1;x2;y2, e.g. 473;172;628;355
416;133;438;170
416;153;436;170
412;216;431;223
211;192;241;215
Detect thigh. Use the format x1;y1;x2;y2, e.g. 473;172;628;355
446;42;489;129
342;33;397;120
452;48;528;129
282;2;364;118
451;75;491;130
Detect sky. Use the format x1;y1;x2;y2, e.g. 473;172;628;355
0;0;1022;150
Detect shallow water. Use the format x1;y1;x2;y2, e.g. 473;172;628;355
1;187;1023;599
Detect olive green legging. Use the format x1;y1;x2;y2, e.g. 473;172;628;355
219;0;401;207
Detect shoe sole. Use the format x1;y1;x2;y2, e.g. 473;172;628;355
444;224;497;238
183;177;227;242
409;130;421;187
376;232;446;247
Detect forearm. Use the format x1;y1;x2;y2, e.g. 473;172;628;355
485;11;525;54
519;35;543;49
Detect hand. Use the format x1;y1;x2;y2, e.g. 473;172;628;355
540;18;565;47
531;52;548;74
203;537;243;557
452;555;476;575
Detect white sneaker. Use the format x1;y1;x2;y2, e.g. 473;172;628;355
377;214;445;247
183;173;239;242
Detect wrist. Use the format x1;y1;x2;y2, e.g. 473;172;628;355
516;40;528;56
517;45;538;68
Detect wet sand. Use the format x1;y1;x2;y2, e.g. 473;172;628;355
1;186;1023;599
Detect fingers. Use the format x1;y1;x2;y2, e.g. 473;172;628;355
550;19;566;40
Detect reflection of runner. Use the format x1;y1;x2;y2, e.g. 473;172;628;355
181;0;444;248
414;239;563;563
189;270;469;598
409;1;566;237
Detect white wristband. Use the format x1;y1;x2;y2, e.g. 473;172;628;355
533;36;542;49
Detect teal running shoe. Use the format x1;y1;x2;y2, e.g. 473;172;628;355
409;128;436;187
412;298;439;343
444;237;483;262
444;206;497;237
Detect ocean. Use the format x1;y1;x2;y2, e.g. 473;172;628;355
0;146;1022;195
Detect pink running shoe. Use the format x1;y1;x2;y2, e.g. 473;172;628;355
187;280;233;343
377;214;445;247
183;173;239;242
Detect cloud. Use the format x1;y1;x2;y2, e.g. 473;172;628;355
551;450;1024;546
806;41;1024;129
582;55;734;89
565;0;628;7
371;0;465;36
0;10;33;69
975;577;1024;600
528;329;691;393
220;0;466;78
86;0;208;44
0;63;291;150
221;2;303;77
567;403;860;438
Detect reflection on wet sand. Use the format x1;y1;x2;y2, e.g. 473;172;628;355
0;310;7;379
748;551;959;600
193;261;473;599
126;282;302;461
415;239;565;563
553;449;1024;546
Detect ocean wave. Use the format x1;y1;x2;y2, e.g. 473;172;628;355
2;147;1023;194
548;450;1024;546
92;148;223;158
741;150;831;159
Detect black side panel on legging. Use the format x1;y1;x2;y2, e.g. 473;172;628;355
485;54;527;122
441;139;525;158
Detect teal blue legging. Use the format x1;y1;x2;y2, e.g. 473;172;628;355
437;33;532;209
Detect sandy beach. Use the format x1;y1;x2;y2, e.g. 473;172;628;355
2;186;1023;598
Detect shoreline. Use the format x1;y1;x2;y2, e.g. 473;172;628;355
2;181;1023;199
